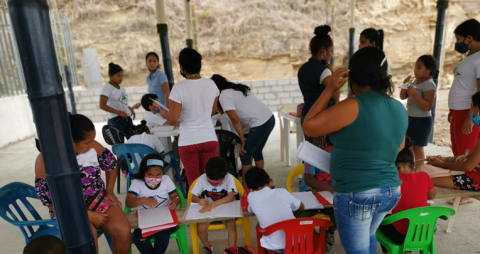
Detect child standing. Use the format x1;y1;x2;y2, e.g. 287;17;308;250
190;157;238;254
378;137;436;253
400;55;438;168
100;62;140;142
245;167;305;254
125;154;180;254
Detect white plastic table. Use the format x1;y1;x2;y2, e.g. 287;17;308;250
279;110;304;166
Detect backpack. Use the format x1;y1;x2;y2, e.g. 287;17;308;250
223;245;257;254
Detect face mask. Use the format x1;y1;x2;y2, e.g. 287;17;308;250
471;113;480;126
145;177;161;188
208;177;225;187
455;38;469;54
358;44;368;50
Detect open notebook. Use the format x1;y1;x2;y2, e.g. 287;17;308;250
138;207;179;237
185;200;243;220
296;141;330;173
291;191;334;210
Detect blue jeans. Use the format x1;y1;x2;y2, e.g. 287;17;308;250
107;116;134;142
240;115;275;165
333;187;401;254
133;228;171;254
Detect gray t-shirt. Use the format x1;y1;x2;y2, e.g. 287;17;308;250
406;78;437;117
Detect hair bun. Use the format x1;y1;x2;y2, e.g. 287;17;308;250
404;136;413;149
109;62;115;67
141;120;147;125
314;25;331;36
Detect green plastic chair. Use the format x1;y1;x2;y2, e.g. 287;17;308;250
124;187;189;254
376;206;455;254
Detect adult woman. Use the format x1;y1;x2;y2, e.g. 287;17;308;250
168;48;219;187
428;91;480;192
146;52;170;108
211;74;275;186
359;28;390;75
448;19;480;158
35;114;131;254
303;47;407;254
297;25;339;151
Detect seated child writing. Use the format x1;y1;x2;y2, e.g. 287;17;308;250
245;167;305;254
378;137;436;254
141;93;173;130
190;157;238;254
125;154;180;254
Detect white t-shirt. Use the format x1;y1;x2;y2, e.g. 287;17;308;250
219;89;272;128
248;187;301;250
145;111;167;130
190;173;237;203
448;51;480;110
128;176;176;210
169;78;219;146
212;113;238;136
126;133;168;163
320;68;331;84
100;83;131;119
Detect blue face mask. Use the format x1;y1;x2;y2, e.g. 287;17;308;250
471;113;480;126
455;38;469;54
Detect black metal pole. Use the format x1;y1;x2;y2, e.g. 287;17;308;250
349;27;355;60
431;0;448;143
158;23;175;90
8;1;95;253
64;66;77;114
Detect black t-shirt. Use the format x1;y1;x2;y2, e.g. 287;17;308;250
297;58;336;116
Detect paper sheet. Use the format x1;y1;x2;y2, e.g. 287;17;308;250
291;192;323;210
185;201;243;220
150;125;175;132
317;191;334;204
296;142;330;173
150;98;170;112
185;203;214;220
138;207;174;229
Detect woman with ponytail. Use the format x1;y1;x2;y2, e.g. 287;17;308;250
146;52;170;108
360;28;390;74
297;25;340;175
303;47;407;253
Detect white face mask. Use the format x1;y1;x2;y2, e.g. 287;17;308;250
145;177;162;188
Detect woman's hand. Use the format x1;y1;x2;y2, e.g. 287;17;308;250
104;191;122;207
143;198;158;208
448;111;452;123
462;117;473;135
119;111;128;119
403;75;412;84
327;68;349;92
88;211;108;228
200;203;216;213
239;141;246;155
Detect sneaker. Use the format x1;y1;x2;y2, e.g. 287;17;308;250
203;246;214;254
326;231;335;251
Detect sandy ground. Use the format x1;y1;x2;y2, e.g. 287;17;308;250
1;113;479;254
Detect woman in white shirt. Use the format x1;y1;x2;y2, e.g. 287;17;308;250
211;74;275;186
168;48;219;188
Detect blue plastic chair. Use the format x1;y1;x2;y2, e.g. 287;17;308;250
112;144;186;197
0;182;114;249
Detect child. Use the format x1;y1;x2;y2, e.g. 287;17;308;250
126;120;168;165
141;93;172;130
190;157;238;254
23;235;65;254
211;101;239;135
100;62;141;142
125;154;180;254
298;135;336;250
400;55;438;168
378;137;436;253
245;167;305;254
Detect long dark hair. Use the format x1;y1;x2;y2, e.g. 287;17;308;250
395;136;414;169
179;48;202;74
310;25;333;56
361;28;384;51
417;55;439;79
349;47;393;96
68;113;95;143
454;19;480;41
472;91;480;108
211;74;250;96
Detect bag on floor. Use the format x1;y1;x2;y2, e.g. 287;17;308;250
223;245;257;254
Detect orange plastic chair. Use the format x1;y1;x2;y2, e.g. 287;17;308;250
256;218;334;254
187;177;251;254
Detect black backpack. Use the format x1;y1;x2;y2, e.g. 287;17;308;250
223;245;257;254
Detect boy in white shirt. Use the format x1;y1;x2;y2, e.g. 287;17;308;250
190;157;238;254
246;167;305;254
141;93;172;130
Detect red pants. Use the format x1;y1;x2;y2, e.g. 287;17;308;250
450;109;480;156
179;141;218;189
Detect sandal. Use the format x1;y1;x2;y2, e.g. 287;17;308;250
448;197;474;205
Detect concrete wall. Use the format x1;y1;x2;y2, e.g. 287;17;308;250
0;95;35;148
74;78;303;121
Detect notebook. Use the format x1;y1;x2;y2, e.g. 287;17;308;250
137;207;179;237
314;191;334;205
185;200;243;220
291;192;324;210
296;142;330;173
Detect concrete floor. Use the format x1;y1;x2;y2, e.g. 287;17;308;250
1;115;479;254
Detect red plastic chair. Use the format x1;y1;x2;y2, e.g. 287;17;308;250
256;218;334;254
